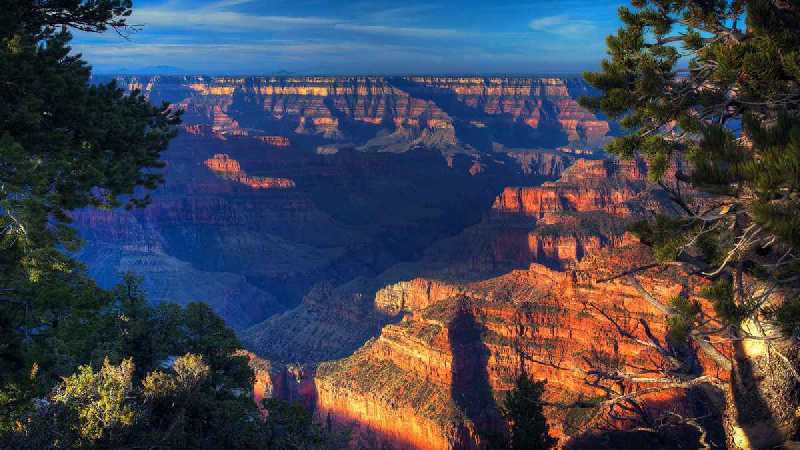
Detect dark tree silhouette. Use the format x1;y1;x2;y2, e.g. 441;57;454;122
500;372;557;450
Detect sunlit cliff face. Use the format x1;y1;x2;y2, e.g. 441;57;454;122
204;153;296;189
310;249;726;449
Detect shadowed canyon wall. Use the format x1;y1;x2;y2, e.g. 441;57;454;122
77;75;609;329
240;152;733;449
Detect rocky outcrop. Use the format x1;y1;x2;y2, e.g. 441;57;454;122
491;159;647;218
76;117;533;331
256;135;291;147
238;151;719;448
311;245;730;449
204;153;296;189
402;77;611;147
478;157;674;269
71;208;283;329
374;279;464;315
212;105;248;137
242;282;391;364
504;149;574;178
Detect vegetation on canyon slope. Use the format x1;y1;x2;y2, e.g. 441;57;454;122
581;0;800;445
0;1;342;448
500;373;557;450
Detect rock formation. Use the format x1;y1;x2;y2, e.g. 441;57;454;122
256;135;291;147
239;148;726;448
74;127;526;329
100;75;611;153
204;153;296;189
300;244;730;449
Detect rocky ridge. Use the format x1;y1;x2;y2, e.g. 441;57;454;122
105;75;612;155
311;246;728;449
204;153;296;189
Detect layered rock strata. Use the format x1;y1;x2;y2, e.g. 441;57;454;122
204;153;296;189
312;245;729;449
99;75;611;153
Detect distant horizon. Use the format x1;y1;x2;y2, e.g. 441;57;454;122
91;71;591;77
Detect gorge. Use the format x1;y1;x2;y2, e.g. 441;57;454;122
73;75;759;448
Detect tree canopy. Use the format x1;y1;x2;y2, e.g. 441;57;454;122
500;373;556;450
0;2;344;448
0;0;178;434
579;0;800;446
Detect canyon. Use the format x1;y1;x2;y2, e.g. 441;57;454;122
78;75;607;328
73;75;737;448
240;150;726;449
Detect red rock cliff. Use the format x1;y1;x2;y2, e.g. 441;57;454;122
204;153;296;189
313;245;730;449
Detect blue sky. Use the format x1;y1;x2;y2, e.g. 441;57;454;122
74;0;626;75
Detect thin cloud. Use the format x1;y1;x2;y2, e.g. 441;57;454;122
73;0;616;74
357;5;443;23
75;40;459;63
131;1;465;39
206;0;256;9
334;23;470;39
529;14;598;36
529;14;569;29
130;1;335;31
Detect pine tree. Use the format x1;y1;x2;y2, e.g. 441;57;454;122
579;0;800;446
0;0;181;432
0;5;347;447
500;372;556;450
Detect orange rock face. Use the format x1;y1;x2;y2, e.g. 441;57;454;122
256;135;291;148
374;278;464;315
183;124;210;135
113;75;610;151
404;77;611;146
249;155;722;449
468;162;485;176
313;245;729;449
482;157;667;270
212;105;248;137
492;159;647;218
204;154;295;189
255;77;453;141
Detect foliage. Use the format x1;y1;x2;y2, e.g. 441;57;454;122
52;357;136;444
262;398;351;449
666;296;701;345
575;0;800;443
0;1;336;448
774;296;800;338
0;1;178;286
0;0;178;436
499;372;557;450
3;284;266;448
701;277;743;325
582;0;800;343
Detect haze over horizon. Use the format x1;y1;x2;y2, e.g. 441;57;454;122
75;0;625;75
